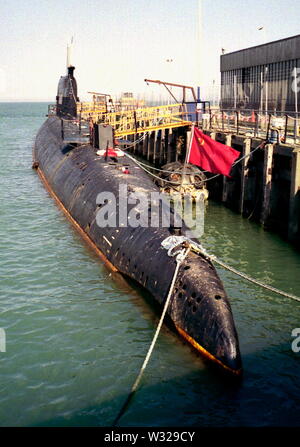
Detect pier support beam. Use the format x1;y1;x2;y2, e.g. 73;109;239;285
288;148;300;243
122;125;300;247
133;133;139;154
153;130;158;165
239;138;251;214
158;129;165;165
185;129;192;162
167;129;173;163
147;132;152;161
134;133;138;155
139;133;144;155
222;134;232;203
143;133;149;158
260;143;274;226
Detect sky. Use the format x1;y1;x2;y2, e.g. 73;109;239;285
0;0;299;101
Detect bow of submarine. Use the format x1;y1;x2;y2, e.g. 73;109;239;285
169;250;242;375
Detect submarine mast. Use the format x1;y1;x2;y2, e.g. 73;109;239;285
56;38;78;119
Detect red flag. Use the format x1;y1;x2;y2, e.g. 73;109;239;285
187;127;240;177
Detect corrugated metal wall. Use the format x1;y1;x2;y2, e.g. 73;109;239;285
220;35;300;112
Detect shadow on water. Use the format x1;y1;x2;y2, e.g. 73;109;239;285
28;260;300;428
31;338;300;427
23;206;300;428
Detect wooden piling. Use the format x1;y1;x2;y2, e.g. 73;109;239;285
159;129;165;165
222;134;232;203
239;137;251;214
260;143;274;226
153;130;158;165
167;128;173;163
122;124;300;248
133;133;138;154
288;148;300;243
147;132;152;161
137;133;143;156
143;133;149;158
150;131;156;161
185;129;192;162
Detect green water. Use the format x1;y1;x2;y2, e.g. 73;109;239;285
0;102;300;427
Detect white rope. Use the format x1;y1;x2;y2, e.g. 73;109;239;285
113;245;190;426
118;133;147;149
129;246;190;390
213;257;300;303
124;151;183;184
161;236;300;303
127;155;210;176
122;138;265;183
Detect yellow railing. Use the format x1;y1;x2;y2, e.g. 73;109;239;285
77;101;107;121
98;103;192;137
75;102;193;136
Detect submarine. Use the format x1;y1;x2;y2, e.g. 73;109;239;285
33;60;242;376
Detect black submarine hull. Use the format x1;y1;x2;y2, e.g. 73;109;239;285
33;115;242;375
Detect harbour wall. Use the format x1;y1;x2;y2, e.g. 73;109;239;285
125;127;300;249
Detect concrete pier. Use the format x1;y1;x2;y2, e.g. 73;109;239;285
289;148;300;244
205;130;300;247
126;126;300;248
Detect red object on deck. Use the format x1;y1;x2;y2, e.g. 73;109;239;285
96;148;124;157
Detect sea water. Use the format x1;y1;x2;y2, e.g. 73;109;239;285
0;103;299;427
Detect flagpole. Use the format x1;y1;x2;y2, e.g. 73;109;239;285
184;124;195;166
180;125;195;192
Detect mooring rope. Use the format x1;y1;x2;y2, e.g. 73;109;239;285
123;151;183;185
161;236;300;303
122;140;266;183
112;233;299;426
213;257;300;302
112;245;191;427
118;133;148;149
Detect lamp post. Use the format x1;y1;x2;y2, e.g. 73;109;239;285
293;66;299;139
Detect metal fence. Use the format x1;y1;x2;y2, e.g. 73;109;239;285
202;109;300;144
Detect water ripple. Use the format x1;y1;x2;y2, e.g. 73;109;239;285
0;104;300;427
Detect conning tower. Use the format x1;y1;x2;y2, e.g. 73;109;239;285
56;41;78;119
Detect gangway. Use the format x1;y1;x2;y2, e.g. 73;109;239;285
76;102;193;137
74;79;205;137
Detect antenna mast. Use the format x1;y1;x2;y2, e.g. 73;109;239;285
66;36;74;71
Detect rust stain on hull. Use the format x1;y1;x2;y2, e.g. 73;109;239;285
176;326;242;376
